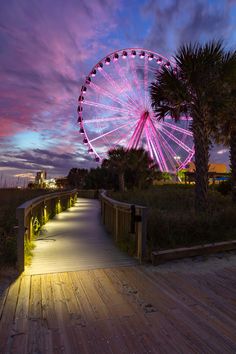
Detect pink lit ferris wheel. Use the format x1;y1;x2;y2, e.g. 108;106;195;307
77;48;194;173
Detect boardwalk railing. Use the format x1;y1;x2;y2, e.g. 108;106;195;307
100;191;148;262
16;189;77;273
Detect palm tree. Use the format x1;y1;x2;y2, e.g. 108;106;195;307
102;147;158;191
126;148;157;189
102;147;128;192
150;40;225;212
212;50;236;201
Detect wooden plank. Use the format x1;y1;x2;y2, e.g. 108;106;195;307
89;269;134;318
0;276;21;353
140;268;236;352
9;275;31;354
41;273;62;353
27;275;49;354
75;270;111;321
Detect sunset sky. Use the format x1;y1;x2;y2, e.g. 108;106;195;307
1;0;236;186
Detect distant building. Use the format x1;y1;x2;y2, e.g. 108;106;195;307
35;170;47;186
187;162;228;173
184;162;229;184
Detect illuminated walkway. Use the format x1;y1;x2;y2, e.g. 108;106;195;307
25;198;136;275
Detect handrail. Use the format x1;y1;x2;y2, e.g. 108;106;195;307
17;189;77;218
100;191;148;262
16;189;77;273
100;191;146;210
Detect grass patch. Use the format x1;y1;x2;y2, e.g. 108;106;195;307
24;238;36;266
0;188;53;267
109;185;236;254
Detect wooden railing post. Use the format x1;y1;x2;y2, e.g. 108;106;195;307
100;191;147;262
16;208;25;274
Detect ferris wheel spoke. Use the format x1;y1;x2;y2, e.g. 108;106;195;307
154;130;180;170
89;122;132;143
161;121;193;137
89;82;134;111
99;68;138;109
158;126;193;153
129;59;144;106
127;117;145;149
114;61;140;109
145;126;154;160
84;115;134;124
144;56;148;107
154;126;184;165
149;136;166;171
83;100;132;114
148;123;170;171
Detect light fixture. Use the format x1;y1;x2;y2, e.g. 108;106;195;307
113;53;119;61
122;51;128;58
139;51;145;59
97;62;103;71
81;86;87;93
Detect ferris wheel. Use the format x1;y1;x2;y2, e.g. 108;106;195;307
77;48;194;172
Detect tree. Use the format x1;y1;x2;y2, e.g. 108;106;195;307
126;148;158;189
102;147;128;192
211;50;236;201
150;40;225;212
67;168;88;188
102;147;158;191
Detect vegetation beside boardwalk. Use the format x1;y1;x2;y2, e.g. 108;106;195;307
0;189;52;266
110;185;236;253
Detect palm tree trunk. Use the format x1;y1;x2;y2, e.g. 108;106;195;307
192;117;209;212
118;172;125;192
230;128;236;202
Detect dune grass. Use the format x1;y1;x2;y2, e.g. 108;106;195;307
110;185;236;252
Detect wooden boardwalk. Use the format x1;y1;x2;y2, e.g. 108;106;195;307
26;198;136;275
0;264;236;353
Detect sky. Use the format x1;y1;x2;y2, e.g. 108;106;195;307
0;0;236;186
